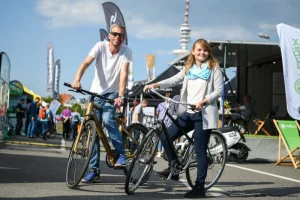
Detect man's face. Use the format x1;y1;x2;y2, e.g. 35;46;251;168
21;100;25;104
35;99;40;103
109;26;125;47
142;101;148;107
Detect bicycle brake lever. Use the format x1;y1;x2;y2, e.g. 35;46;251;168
190;105;196;111
68;89;85;95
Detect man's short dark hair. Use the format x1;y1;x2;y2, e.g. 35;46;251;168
20;98;25;102
245;95;251;101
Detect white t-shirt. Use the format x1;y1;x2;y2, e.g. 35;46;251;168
89;41;132;94
187;78;206;113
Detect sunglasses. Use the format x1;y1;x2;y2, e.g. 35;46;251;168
110;32;125;38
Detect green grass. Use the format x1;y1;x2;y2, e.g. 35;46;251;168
56;122;63;133
244;134;278;139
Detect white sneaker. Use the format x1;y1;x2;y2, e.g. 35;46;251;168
156;152;161;158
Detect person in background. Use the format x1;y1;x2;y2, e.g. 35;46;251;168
144;39;223;198
15;98;25;135
156;93;171;157
27;97;40;138
132;99;148;124
24;102;31;135
40;103;51;140
230;95;254;123
71;108;81;140
62;107;72;139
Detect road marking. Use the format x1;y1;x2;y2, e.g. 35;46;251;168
227;164;300;183
60;138;66;151
6;140;71;148
6;141;107;151
0;167;19;170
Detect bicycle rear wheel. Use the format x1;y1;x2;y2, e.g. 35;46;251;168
48;124;57;139
66;120;96;189
125;129;159;195
186;130;227;190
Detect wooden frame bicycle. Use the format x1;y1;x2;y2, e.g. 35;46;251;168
64;83;150;189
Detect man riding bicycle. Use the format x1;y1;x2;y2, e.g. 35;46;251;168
71;23;132;183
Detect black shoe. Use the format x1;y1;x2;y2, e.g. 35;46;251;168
184;182;206;198
156;168;179;181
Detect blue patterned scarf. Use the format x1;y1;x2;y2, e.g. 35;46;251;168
186;62;211;80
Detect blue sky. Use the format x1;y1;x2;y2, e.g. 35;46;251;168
1;0;300;99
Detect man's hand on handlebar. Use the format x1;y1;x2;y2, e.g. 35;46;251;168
114;97;124;107
143;83;159;93
71;81;82;90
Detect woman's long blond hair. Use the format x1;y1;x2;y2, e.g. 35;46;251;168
185;39;218;74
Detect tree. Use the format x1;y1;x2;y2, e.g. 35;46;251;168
71;103;83;115
42;95;54;104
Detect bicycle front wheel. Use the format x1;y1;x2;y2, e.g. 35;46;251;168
186;130;227;190
66;120;97;189
125;129;159;195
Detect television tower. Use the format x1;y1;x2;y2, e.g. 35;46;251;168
173;0;191;57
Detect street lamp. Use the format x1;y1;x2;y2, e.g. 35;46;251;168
258;32;270;42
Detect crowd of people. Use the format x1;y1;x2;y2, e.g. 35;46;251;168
14;97;82;141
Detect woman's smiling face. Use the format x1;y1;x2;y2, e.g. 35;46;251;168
192;43;209;65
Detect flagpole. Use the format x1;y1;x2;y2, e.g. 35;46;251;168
222;45;227;127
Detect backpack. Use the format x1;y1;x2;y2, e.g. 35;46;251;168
39;108;47;119
73;114;80;123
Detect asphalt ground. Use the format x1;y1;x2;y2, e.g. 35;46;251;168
0;134;299;200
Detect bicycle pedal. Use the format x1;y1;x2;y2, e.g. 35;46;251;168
153;161;157;164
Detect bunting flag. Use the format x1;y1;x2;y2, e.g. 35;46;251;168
146;54;156;81
99;29;108;41
128;62;133;90
47;43;55;93
276;23;300;120
49;99;61;115
54;59;60;99
102;2;128;45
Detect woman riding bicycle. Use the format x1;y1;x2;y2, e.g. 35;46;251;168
144;39;223;198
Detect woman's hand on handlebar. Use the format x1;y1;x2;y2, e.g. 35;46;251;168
195;99;207;111
143;83;159;92
71;80;82;90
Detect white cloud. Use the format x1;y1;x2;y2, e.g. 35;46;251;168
191;25;253;41
259;23;276;30
35;0;257;41
155;49;174;55
35;0;106;28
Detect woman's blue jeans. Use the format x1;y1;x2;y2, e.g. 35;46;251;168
88;92;126;174
160;111;211;185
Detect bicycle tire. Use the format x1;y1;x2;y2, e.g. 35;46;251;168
186;130;227;190
66;120;97;189
123;123;153;183
125;129;159;195
122;123;148;155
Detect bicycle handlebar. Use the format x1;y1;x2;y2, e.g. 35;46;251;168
64;82;115;104
148;88;196;109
